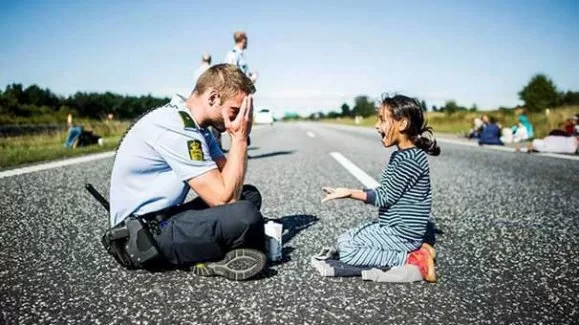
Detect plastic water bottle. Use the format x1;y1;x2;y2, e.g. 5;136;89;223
264;221;283;262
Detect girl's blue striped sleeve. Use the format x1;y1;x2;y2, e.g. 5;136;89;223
364;158;423;208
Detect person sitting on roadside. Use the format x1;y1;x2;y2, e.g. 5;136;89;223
563;118;576;136
478;116;503;146
523;123;579;154
467;114;485;139
561;113;579;137
511;107;534;143
64;113;103;149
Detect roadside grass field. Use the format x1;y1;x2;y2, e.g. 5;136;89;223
0;120;129;168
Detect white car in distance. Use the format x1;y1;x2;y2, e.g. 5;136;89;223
254;108;274;125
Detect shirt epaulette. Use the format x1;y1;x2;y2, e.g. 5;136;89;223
178;111;197;130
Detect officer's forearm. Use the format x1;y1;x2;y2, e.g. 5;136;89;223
233;152;248;200
220;137;248;202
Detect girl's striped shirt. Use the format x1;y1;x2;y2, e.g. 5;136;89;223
364;147;431;243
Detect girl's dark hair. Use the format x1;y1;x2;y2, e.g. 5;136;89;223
380;94;441;156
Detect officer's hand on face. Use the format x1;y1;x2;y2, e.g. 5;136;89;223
223;95;253;143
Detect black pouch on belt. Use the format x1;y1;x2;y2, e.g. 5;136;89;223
101;225;133;268
124;216;161;268
101;216;161;269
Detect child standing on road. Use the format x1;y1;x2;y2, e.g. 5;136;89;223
315;94;440;282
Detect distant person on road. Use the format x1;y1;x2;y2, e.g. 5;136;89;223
108;64;266;280
478;115;503;146
313;95;440;283
224;31;258;83
193;53;212;84
223;31;257;147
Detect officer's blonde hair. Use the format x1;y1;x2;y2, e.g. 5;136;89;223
193;64;256;101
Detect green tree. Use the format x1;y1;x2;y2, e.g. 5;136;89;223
0;83;171;123
340;103;351;117
327;111;341;118
420;100;428;112
469;103;478;112
561;91;579;106
1;84;26;116
4;84;25;103
23;85;44;106
352;95;375;117
443;100;459;115
518;74;559;112
23;85;60;108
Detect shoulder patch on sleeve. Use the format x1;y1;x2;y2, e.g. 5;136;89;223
187;140;204;160
178;111;197;129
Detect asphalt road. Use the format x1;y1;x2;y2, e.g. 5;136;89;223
2;122;578;325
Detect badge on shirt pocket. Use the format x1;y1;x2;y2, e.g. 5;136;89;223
187;140;204;161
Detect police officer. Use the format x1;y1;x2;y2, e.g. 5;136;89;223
224;31;258;83
109;64;266;281
193;53;212;84
225;31;257;148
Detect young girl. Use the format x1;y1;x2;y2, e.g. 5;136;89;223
319;94;440;282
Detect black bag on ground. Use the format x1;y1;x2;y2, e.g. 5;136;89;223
77;130;101;147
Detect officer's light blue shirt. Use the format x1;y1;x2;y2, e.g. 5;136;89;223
109;95;224;226
224;47;250;77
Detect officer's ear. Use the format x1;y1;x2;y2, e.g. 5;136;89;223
207;89;221;108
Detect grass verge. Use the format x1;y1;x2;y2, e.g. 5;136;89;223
0;121;129;169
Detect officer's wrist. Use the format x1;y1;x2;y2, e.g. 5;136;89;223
231;136;249;146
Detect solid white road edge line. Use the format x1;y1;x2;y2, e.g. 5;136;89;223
0;151;115;179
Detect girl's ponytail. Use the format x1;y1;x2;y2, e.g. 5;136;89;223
414;126;440;156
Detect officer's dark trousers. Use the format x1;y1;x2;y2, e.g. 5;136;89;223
154;185;265;267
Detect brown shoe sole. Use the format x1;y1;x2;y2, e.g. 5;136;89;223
423;253;437;283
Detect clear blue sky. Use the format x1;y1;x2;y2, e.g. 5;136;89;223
1;0;578;116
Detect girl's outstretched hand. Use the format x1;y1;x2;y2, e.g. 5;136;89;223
321;187;351;203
